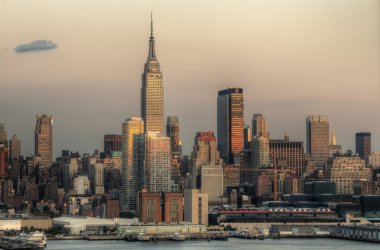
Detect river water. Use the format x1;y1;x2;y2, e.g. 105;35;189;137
46;238;379;249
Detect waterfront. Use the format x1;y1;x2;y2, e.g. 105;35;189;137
46;238;379;250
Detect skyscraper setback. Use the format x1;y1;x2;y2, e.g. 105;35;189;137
306;115;329;170
217;87;244;164
141;15;164;134
35;114;53;167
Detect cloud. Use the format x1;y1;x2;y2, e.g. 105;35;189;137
14;40;57;53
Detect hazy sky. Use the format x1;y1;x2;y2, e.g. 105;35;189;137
0;0;379;157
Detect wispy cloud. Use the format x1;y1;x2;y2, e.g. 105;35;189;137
14;40;57;53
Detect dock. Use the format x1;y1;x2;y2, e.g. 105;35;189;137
0;237;39;250
84;234;122;240
124;232;229;242
330;225;380;243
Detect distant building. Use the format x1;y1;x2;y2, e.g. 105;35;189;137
103;134;122;155
138;189;162;224
269;137;305;177
35;114;53;167
255;170;273;197
166;116;180;158
0;144;9;178
9;134;21;160
356;132;371;164
141;16;164;134
306;115;329;170
137;190;183;224
353;181;380;196
121;117;144;211
191;131;223;189
63;158;79;192
200;165;224;200
73;175;91;195
184;189;208;225
369;152;380;168
252;136;270;169
325;157;371;194
145;131;171;192
223;165;240;194
89;163;104;195
101;197;120;219
163;192;183;224
252;114;268;138
0;123;7;144
217;87;244;164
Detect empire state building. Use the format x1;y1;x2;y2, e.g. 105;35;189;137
141;15;164;134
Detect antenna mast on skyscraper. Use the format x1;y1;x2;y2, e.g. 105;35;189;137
151;12;153;37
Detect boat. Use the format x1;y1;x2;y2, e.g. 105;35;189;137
171;233;186;241
19;231;47;248
136;233;151;241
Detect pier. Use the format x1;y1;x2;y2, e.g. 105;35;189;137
331;225;380;243
124;232;229;242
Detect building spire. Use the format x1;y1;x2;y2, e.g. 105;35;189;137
147;12;156;60
151;12;153;37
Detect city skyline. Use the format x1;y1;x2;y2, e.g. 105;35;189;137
0;0;379;157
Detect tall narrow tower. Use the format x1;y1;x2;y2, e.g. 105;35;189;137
356;132;371;165
0;123;7;144
306;115;329;170
252;114;268;138
35;114;53;167
217;87;244;164
121;117;144;211
141;14;164;134
166;116;180;158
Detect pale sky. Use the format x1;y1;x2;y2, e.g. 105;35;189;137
0;0;379;157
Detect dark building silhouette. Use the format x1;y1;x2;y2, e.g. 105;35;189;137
356;132;371;164
103;134;122;155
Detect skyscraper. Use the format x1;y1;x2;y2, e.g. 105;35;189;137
306;115;329;170
121;117;144;211
356;132;371;164
0;144;9;178
89;162;105;195
141;15;164;134
252;136;270;169
166;116;180;158
251;113;270;170
9;134;21;160
145;131;171;192
0;123;7;144
217;87;244;164
252;114;268;138
191;131;223;189
269;137;305;177
35;114;53;167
